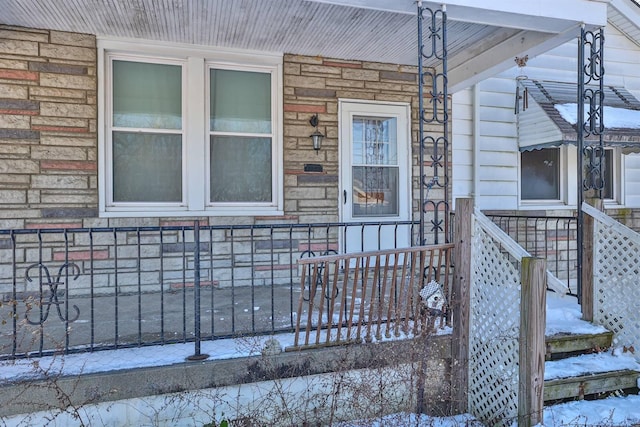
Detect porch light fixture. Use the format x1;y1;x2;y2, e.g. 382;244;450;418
309;114;324;152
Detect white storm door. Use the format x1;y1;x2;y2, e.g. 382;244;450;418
339;100;411;253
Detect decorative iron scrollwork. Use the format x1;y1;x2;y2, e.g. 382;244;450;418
300;250;339;302
579;26;606;195
577;25;605;303
25;262;81;325
418;2;449;245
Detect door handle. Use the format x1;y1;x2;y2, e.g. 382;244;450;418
343;190;347;205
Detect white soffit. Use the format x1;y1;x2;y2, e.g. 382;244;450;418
609;0;640;48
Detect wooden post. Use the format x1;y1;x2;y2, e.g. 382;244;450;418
451;198;473;413
582;198;603;322
519;257;546;427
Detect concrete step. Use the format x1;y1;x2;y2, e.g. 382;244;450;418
545;331;614;360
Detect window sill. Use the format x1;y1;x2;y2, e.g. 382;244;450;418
518;202;572;211
100;208;284;218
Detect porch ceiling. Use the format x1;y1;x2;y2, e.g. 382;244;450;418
1;0;608;92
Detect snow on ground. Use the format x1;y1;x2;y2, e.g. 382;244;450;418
335;412;482;427
543;395;640;426
3;292;640;426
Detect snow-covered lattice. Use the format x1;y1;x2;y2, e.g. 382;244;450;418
588;205;640;354
468;215;521;425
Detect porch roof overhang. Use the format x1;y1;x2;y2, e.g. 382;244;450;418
0;0;609;93
609;0;640;47
517;79;640;153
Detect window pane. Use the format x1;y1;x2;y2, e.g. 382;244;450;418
521;148;560;200
113;132;182;202
603;150;613;199
352;166;399;217
113;60;182;129
352;117;397;166
210;136;272;202
210;69;271;133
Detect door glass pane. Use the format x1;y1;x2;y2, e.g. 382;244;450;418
210;136;272;202
113;60;182;129
521;148;560;200
352;166;399;217
210;69;271;134
352;116;397;166
112;132;182;202
351;116;399;217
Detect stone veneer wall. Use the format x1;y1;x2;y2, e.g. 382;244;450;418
282;54;423;225
0;26;447;293
0;26;439;231
0;25;97;230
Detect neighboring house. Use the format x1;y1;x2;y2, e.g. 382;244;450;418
453;0;640;225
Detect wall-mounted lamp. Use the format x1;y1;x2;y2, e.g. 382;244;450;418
309;114;324;152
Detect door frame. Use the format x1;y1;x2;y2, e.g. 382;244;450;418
338;99;412;251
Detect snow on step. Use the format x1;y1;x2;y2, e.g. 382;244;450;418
545;349;640;381
546;292;607;336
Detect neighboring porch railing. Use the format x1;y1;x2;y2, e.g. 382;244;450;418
486;214;577;296
0;221;418;361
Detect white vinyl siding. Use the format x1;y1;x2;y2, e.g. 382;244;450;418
452;88;474;208
625;154;640;207
517;95;563;150
475;78;519;210
452;24;640;210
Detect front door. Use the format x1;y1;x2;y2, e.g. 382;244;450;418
339;100;411;254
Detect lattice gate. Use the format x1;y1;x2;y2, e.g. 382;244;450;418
468;213;522;424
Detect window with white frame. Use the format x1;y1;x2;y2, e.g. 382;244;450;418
520;148;561;201
520;146;619;204
100;41;282;216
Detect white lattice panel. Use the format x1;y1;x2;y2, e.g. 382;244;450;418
593;220;640;352
468;219;520;425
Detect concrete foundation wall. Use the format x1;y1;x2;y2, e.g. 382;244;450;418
0;336;452;426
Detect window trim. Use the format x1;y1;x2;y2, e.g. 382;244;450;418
518;145;624;209
603;147;623;206
205;63;279;209
98;38;283;217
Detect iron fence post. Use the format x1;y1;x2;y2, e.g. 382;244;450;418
188;220;208;361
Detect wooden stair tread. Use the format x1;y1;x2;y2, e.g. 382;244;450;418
544;369;640;402
545;331;614;360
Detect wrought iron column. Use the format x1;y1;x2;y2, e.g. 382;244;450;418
577;25;605;303
418;2;449;245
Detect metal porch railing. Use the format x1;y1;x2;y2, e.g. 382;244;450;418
0;221;419;361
